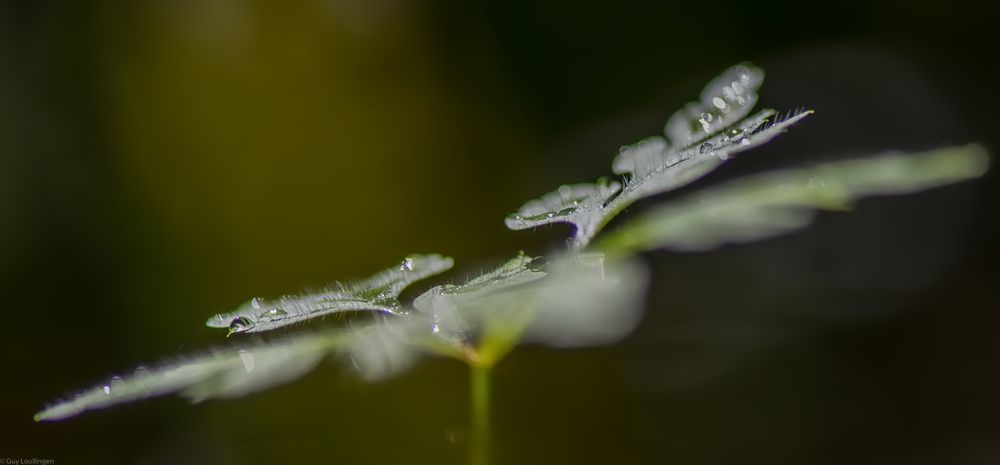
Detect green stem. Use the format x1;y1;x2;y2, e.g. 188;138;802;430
470;362;492;465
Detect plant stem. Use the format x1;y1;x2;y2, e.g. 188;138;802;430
470;362;492;465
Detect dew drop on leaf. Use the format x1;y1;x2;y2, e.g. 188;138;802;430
266;308;287;317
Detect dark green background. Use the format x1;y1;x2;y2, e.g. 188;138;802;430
2;1;998;464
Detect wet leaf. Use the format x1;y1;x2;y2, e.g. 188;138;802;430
413;252;547;341
205;253;454;335
597;144;989;254
506;62;812;248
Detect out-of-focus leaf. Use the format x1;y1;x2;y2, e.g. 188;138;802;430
462;254;649;361
205;253;453;335
344;317;425;382
523;254;649;348
36;254;547;420
597;145;989;255
413;252;547;339
34;331;348;422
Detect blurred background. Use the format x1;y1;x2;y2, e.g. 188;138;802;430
2;1;998;464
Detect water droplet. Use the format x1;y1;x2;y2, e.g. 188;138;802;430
546;212;555;218
250;297;263;310
731;81;744;95
738;71;752;86
400;258;414;271
699;142;714;154
717;152;729;161
102;385;111;395
228;316;254;334
740;138;751;146
712;97;727;109
558;185;572;198
619;145;630;154
528;256;547;272
266;308;287;317
700;112;714;122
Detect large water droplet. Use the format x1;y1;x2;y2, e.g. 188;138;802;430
528;256;547;272
699;142;714;154
266;308;288;317
228;316;254;335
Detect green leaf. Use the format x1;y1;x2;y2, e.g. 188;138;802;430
663;62;765;148
413;252;547;341
504;178;622;245
607;110;813;219
596;144;989;255
205;253;454;335
35;330;349;422
519;254;649;348
35;254;543;420
438;253;649;363
505;62;812;248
